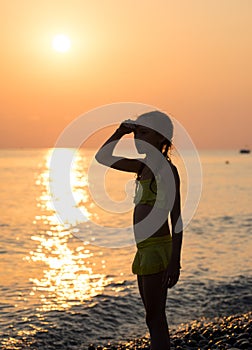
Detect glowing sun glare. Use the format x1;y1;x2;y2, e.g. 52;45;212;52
52;34;71;53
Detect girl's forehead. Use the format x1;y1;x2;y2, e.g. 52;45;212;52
135;125;153;132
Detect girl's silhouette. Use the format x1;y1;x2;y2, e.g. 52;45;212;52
95;111;183;350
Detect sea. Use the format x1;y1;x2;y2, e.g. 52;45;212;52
0;148;251;349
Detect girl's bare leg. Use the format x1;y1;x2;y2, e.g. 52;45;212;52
137;271;170;350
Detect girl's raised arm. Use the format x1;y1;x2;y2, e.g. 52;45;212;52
95;122;142;174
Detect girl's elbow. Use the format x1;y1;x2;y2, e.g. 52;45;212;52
95;148;107;163
95;152;103;164
95;152;110;166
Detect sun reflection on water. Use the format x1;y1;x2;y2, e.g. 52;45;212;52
45;148;91;225
28;232;109;311
27;149;111;311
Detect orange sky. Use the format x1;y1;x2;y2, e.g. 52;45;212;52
1;0;251;149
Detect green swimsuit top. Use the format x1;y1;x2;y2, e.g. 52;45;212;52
133;176;168;209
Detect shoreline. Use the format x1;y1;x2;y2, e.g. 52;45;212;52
88;312;252;350
1;311;251;349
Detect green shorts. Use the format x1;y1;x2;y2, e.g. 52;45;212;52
132;235;172;275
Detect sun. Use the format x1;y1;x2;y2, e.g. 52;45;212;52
52;34;71;53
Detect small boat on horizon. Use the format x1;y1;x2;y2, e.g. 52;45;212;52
239;148;251;154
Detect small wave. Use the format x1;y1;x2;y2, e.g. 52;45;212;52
241;216;252;227
106;280;131;288
218;215;235;224
0;223;9;227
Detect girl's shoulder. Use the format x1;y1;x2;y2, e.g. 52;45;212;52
169;162;181;186
170;161;179;174
161;159;178;173
160;160;180;182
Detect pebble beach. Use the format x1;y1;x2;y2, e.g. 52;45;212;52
87;312;251;350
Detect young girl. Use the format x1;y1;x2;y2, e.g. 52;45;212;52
95;111;183;350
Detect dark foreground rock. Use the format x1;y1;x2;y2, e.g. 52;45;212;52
88;312;252;350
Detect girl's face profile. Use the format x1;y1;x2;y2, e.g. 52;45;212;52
134;125;163;154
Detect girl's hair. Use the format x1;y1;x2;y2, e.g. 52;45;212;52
136;111;173;186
